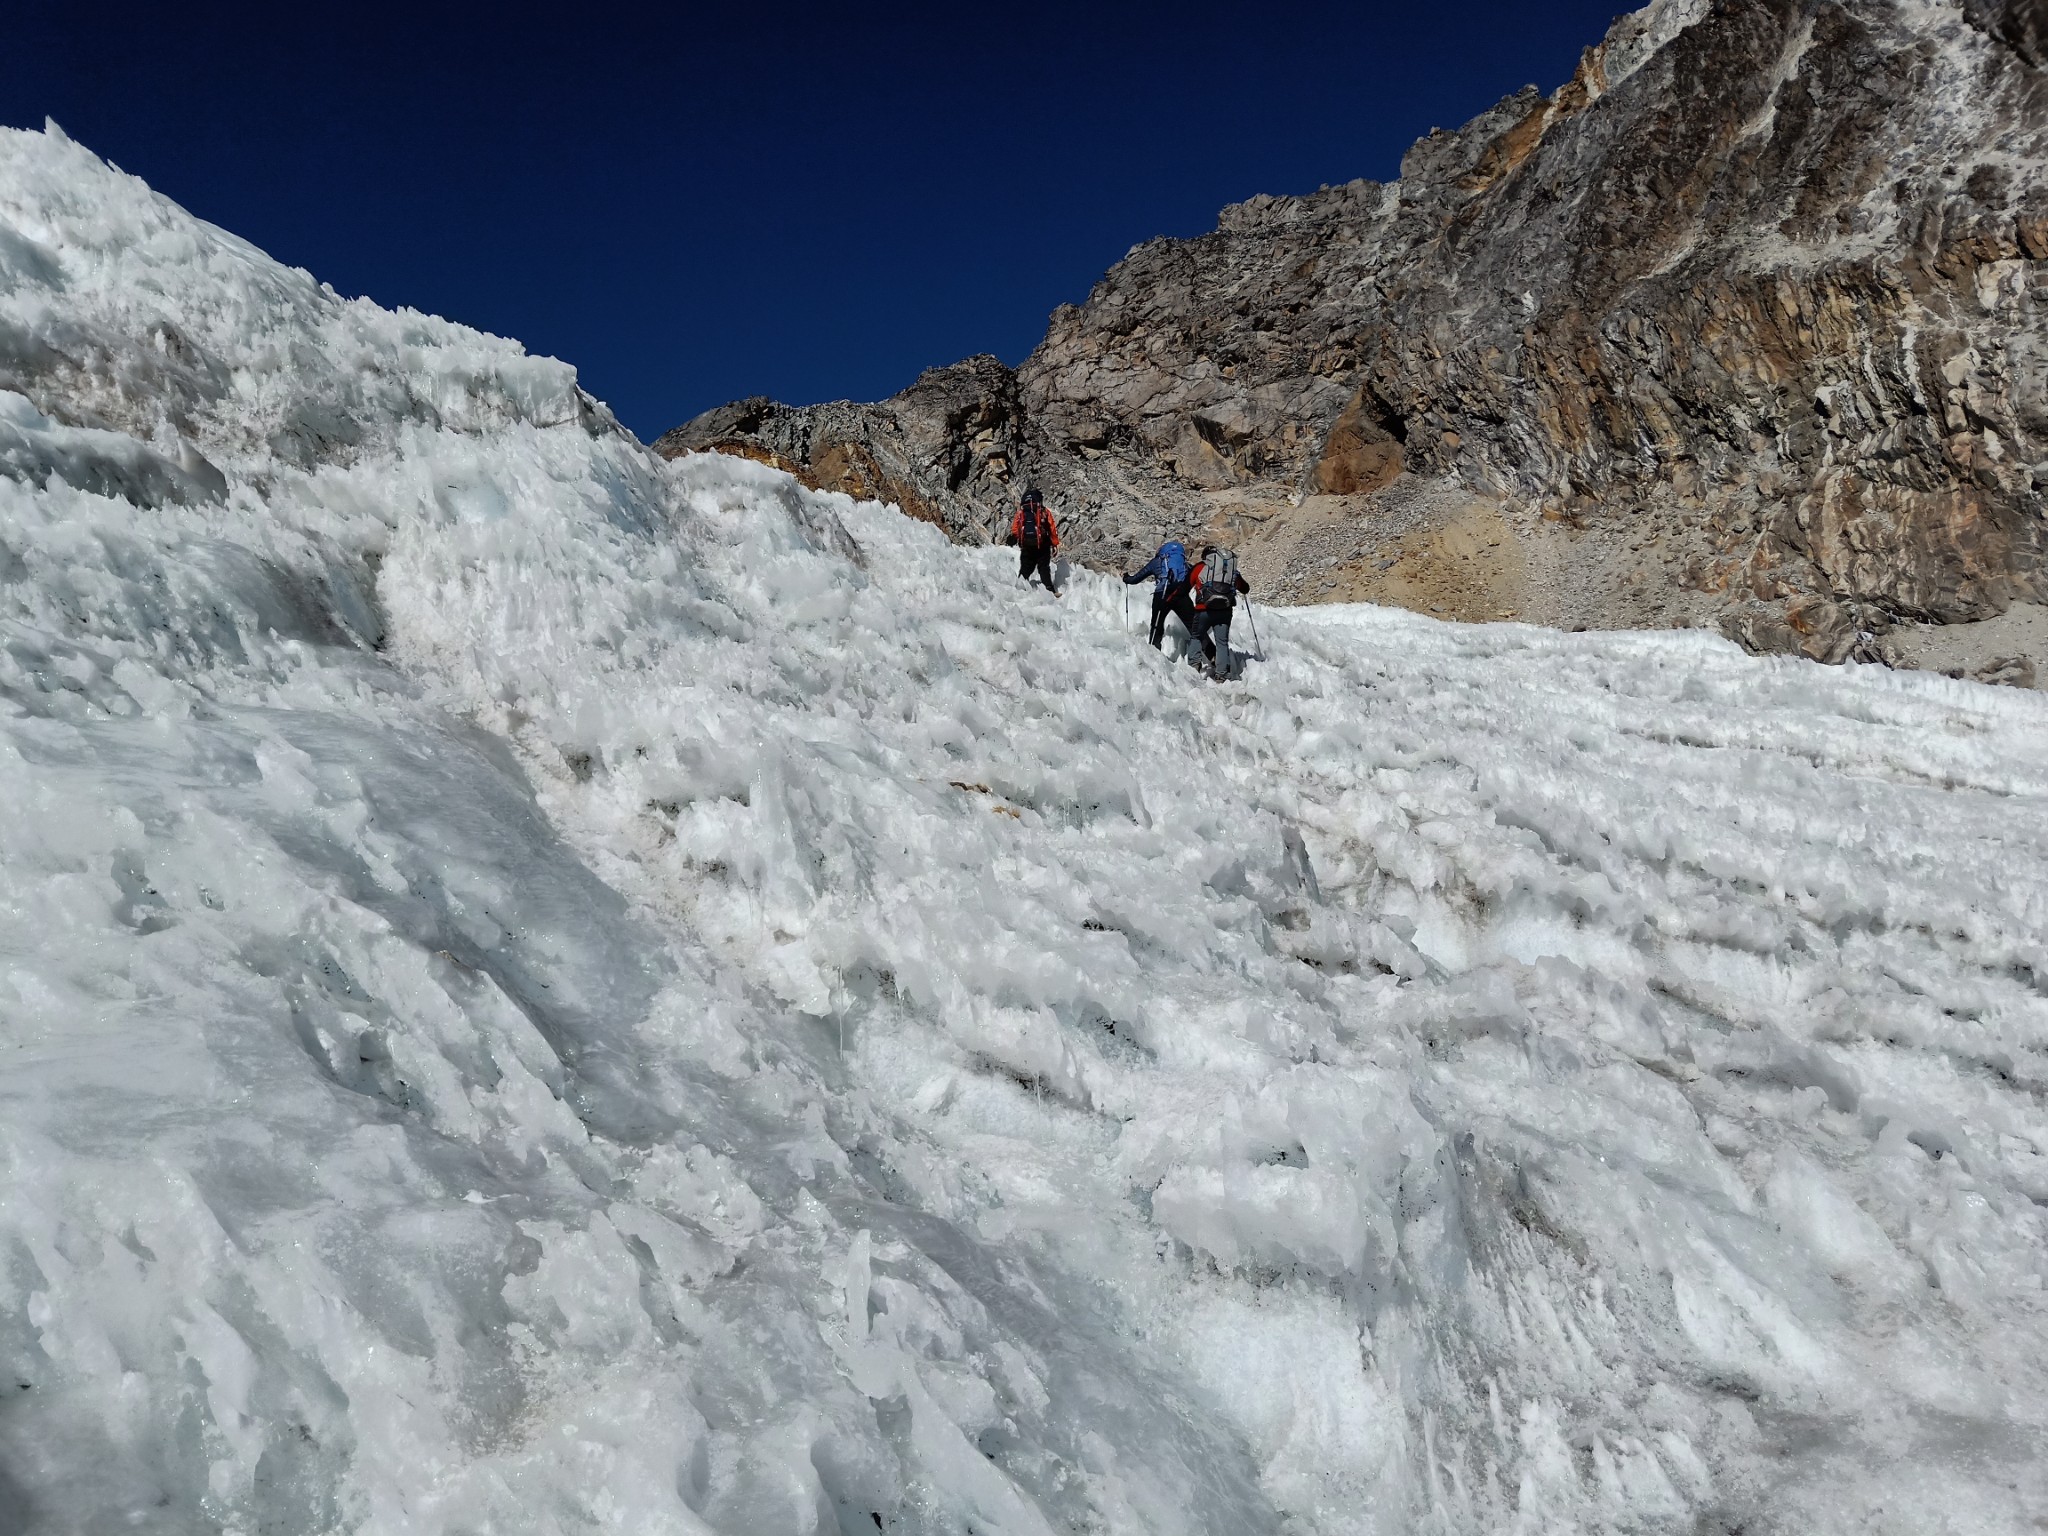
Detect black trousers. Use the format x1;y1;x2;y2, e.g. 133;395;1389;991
1148;591;1198;648
1018;543;1056;590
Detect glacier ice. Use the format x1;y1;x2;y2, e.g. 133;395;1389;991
2;124;2046;1535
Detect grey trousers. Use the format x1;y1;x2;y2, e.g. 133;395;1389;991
1190;609;1233;676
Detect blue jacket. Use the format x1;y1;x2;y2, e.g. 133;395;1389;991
1125;542;1190;595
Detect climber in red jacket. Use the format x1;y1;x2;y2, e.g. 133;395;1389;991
1186;545;1251;678
1007;486;1060;594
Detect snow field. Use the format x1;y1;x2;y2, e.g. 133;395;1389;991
4;123;2048;1535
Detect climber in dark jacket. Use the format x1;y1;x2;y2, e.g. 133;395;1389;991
1007;487;1060;593
1123;540;1197;650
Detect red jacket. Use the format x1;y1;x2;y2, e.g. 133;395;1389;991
1011;501;1059;548
1188;561;1250;609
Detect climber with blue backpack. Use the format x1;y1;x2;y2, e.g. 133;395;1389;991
1124;539;1197;650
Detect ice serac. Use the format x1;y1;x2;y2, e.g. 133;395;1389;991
663;0;2048;668
7;124;2048;1536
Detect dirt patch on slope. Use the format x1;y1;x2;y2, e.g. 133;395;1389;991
1178;475;1729;635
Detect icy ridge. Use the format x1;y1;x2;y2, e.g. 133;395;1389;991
3;126;2048;1536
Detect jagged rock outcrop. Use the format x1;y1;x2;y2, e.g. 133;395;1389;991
655;356;1028;542
660;0;2048;667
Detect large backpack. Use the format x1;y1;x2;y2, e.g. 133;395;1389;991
1019;497;1049;545
1158;541;1188;586
1199;547;1239;604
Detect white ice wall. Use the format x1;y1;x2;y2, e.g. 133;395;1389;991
3;125;2046;1536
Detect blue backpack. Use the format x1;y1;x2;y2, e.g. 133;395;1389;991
1157;541;1188;590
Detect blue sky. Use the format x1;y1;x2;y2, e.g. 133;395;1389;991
8;1;1627;440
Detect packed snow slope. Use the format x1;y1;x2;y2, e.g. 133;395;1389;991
3;125;2047;1536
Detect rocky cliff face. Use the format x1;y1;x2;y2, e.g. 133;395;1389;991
657;0;2048;670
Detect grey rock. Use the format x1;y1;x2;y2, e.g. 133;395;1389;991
653;357;1026;543
661;0;2048;662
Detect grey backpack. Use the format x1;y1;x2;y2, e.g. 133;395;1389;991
1200;548;1239;604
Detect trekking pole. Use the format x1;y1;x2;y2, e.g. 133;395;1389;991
1245;598;1266;662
